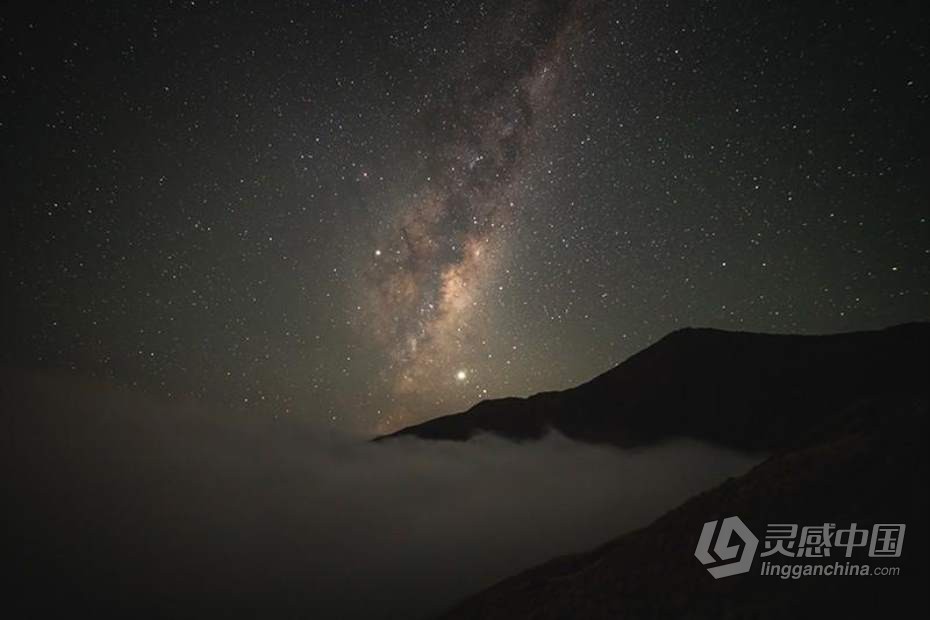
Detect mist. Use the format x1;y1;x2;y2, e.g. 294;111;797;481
4;372;759;618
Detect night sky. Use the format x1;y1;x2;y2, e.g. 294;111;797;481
4;1;928;434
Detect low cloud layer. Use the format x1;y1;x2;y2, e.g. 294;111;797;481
4;372;758;618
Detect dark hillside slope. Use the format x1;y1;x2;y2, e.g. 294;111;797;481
381;323;929;451
441;394;929;619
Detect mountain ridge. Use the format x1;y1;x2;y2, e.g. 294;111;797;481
378;322;930;451
438;392;930;618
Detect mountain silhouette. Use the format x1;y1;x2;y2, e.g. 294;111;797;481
418;324;930;617
440;392;929;618
379;323;929;451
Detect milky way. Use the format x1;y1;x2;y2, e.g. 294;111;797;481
365;1;589;427
5;1;928;433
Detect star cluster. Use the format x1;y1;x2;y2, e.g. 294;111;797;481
3;0;928;433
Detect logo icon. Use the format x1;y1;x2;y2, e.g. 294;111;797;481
695;516;759;578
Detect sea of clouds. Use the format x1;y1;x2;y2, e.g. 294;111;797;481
4;372;759;618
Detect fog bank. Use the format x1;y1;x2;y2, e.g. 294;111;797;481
3;373;759;618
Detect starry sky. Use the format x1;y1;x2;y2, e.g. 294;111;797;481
4;0;928;434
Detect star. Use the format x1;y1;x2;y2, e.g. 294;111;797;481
3;0;925;435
